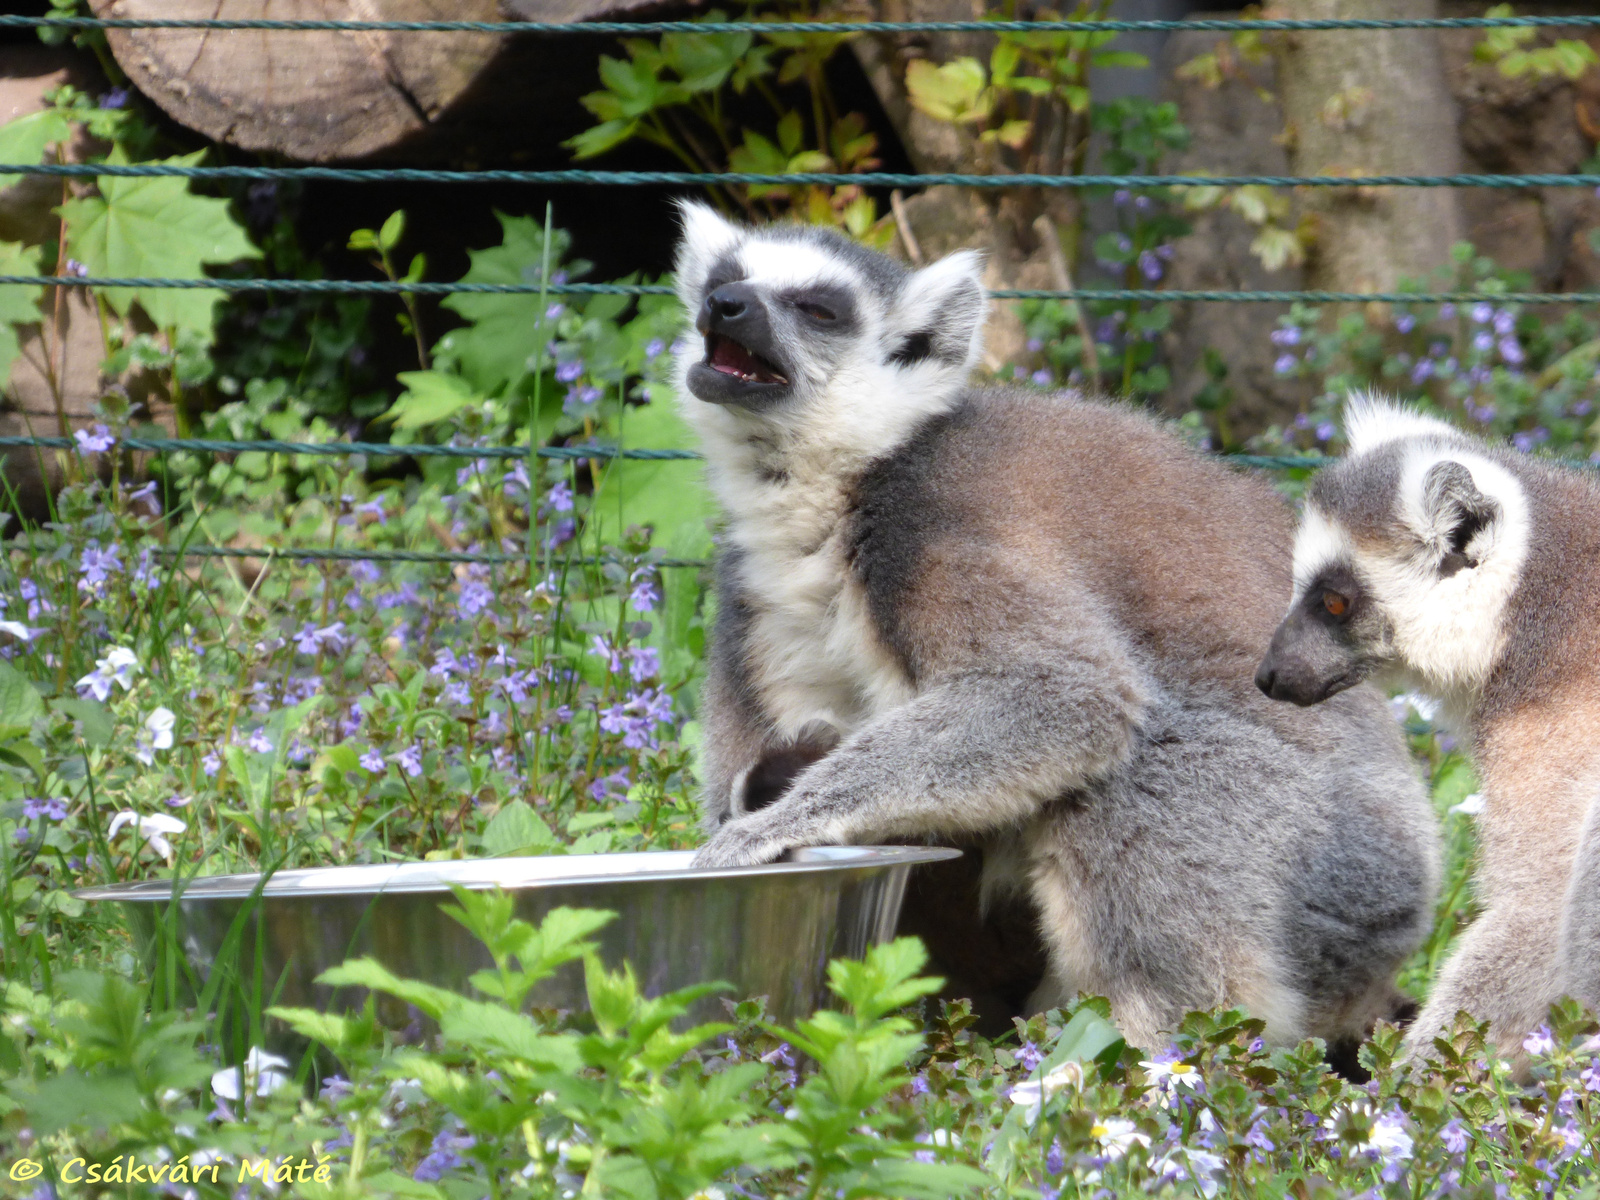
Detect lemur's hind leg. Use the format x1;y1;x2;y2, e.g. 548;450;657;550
1558;791;1600;1016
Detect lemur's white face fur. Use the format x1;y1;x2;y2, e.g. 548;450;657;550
672;202;986;450
1257;393;1531;713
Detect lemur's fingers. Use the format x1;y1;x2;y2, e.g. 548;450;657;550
690;818;794;869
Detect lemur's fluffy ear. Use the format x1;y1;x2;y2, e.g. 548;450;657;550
1344;391;1459;455
888;249;986;369
1419;459;1498;569
674;200;741;302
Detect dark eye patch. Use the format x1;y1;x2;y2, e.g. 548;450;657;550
1302;564;1364;628
783;284;856;333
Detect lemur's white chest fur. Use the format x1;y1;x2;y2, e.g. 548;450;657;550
685;374;956;741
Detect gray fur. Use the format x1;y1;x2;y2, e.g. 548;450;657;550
674;208;1439;1050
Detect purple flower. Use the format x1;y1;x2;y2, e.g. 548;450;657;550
1270;326;1302;346
78;541;124;592
546;517;576;549
1411;359;1435;384
457;580;493;619
629;570;660;612
1315;421;1336;442
1492;309;1515;335
589;634;624;673
546;481;574;513
1030;368;1054;387
1472;331;1494;353
545;302;565;320
644;337;665;359
126;480;162;515
555;360;583;383
245;730;273;754
589;768;631;801
1045;1140;1065;1174
1274;354;1297;376
1470;302;1494;324
1137;250;1163;282
75;427;114;458
202;751;221;777
1499;337;1524;365
1394;313;1416;333
397;744;424;777
911;1073;929;1095
1573;400;1592;417
1513;431;1535;453
359;748;386;773
14;827;30;844
22;797;67;821
1523;1024;1555;1057
626;645;659;682
99;87;129;109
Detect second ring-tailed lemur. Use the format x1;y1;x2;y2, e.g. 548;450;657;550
674;202;1439;1051
1258;394;1600;1069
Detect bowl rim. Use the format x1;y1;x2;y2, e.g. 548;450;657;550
72;844;963;902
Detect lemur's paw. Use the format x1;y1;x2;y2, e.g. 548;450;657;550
691;820;791;869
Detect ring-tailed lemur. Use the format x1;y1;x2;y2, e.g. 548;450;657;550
674;203;1439;1051
1257;394;1600;1068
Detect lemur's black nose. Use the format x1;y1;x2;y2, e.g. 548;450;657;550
699;282;758;332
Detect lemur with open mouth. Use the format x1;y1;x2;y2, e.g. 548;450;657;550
674;203;1439;1053
1259;395;1600;1068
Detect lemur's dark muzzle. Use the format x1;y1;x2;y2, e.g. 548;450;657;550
687;282;793;407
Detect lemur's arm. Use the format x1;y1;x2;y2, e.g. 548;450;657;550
695;561;775;832
692;583;1149;868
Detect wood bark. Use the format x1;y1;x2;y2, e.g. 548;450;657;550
88;0;667;163
1274;0;1464;292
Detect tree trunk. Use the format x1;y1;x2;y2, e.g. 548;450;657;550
89;0;669;163
1274;0;1464;293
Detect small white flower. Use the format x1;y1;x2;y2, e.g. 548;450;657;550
1449;792;1485;816
1090;1116;1150;1158
1140;1056;1203;1105
135;706;176;764
0;620;34;641
210;1047;291;1101
75;645;140;700
107;810;187;860
1007;1060;1084;1117
1392;690;1440;722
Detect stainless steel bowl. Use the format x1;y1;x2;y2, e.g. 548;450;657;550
76;846;961;1032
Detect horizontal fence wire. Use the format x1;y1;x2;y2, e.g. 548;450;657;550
5;163;1599;189
0;277;1592;304
5;14;1600;33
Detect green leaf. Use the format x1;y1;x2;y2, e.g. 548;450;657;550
482;799;559;856
59;149;259;337
0;241;42;387
0;660;45;730
384;370;479;430
23;1068;145;1135
904;57;992;124
565;117;640;160
589;390;715;561
50;697;113;748
437;999;582;1070
378;209;406;251
0;108;73;174
317;956;462;1021
438;212;575;401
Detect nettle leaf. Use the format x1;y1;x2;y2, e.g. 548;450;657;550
59;149;259;337
0;240;42;387
481;798;559;856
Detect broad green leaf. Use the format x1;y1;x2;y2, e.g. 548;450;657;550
589;390;714;561
50;697;113;748
0;240;42;387
904;57;992;124
317;956;461;1020
437;999;582;1070
0;108;73;175
0;660;45;730
481;798;559;856
384;370;479;430
58;149;259;337
23;1068;145;1135
438;212;574;400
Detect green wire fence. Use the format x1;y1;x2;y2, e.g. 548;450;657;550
0;8;1586;568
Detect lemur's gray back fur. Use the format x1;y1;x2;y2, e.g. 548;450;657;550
674;204;1439;1050
1261;397;1600;1071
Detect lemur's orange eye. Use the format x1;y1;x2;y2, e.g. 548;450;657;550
1323;590;1349;617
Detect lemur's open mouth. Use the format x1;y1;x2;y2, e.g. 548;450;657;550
705;334;789;386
